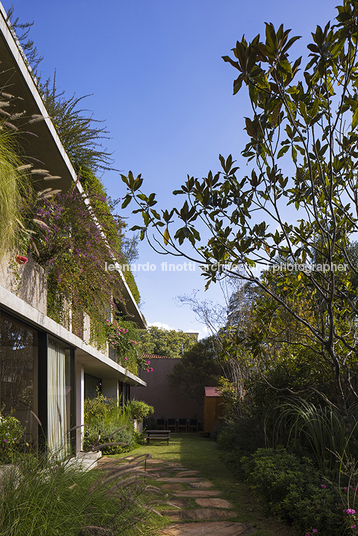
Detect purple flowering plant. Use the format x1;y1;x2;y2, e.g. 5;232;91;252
30;184;132;345
339;476;358;535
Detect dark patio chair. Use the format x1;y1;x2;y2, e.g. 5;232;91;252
167;418;177;432
189;418;199;432
177;418;188;433
156;418;166;430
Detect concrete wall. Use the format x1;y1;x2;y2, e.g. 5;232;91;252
0;254;47;314
132;357;203;421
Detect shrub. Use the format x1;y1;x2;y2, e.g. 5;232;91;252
127;399;154;421
241;447;345;535
211;419;226;442
216;417;265;453
83;422;135;455
83;392;135;454
0;412;24;464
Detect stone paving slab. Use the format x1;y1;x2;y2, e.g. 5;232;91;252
156;521;256;535
137;457;256;536
142;466;168;472
162;483;185;491
96;462;121;470
162;509;238;521
157;477;204;483
165;498;192;508
195;498;233;508
170;467;189;472
176;470;199;476
173;490;223;498
188;481;214;489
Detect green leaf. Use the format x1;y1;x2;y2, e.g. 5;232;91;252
291;146;297;163
222;55;240;70
120;174;129;186
233;76;243;94
277;145;289;158
143;211;150;226
150;209;161;219
219;154;226;170
352;108;358;130
121;195;132;209
133;177;143;191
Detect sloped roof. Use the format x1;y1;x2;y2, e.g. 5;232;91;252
205;387;222;397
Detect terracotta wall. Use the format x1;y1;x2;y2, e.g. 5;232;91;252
132;357;203;421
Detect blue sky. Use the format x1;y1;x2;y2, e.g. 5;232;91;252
3;0;339;337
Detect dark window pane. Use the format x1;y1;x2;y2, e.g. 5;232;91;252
84;374;101;399
0;313;38;443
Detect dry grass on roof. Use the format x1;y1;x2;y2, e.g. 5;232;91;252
140;353;177;359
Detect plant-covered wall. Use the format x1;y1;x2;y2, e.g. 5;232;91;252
106;318;149;375
77;166;140;304
2;9;142;361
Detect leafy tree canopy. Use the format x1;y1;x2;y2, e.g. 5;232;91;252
121;0;358;443
168;337;222;406
137;326;197;358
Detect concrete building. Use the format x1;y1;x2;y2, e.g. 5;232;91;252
0;4;146;455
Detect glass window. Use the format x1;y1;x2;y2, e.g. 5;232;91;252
84;373;102;399
0;312;38;445
48;338;73;457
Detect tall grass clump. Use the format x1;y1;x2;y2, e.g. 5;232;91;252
265;397;358;476
0;128;28;261
0;452;156;536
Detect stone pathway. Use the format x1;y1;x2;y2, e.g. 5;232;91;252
115;456;257;536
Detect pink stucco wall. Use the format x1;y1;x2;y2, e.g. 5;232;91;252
132;356;203;420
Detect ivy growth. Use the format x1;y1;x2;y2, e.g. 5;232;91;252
31;185;126;344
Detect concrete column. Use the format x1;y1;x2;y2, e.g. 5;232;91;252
83;313;91;344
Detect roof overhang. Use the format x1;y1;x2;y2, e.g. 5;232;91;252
0;287;146;386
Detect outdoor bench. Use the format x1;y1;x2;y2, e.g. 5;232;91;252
146;429;171;445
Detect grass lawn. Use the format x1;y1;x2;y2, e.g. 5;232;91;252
115;433;297;536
